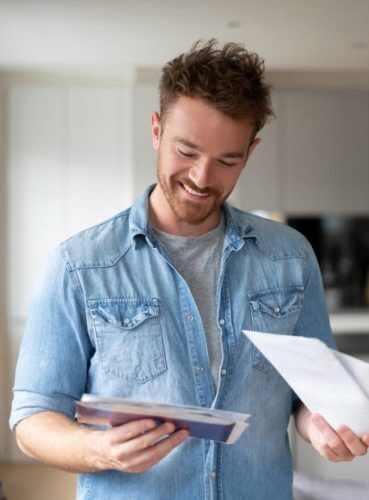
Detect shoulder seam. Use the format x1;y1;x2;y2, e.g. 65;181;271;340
59;246;86;313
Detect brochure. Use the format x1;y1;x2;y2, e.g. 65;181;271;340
243;329;369;436
75;394;250;444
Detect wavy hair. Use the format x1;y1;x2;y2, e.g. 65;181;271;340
159;39;274;134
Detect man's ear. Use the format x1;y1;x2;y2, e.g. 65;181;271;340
151;112;161;151
245;137;261;163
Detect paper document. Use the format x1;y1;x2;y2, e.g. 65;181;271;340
76;394;250;444
243;330;369;436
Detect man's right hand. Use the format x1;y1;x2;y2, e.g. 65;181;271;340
88;419;189;473
15;411;188;474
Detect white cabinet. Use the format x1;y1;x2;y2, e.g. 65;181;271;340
67;87;134;235
7;85;134;320
230;91;282;211
133;82;159;197
283;91;369;214
7;87;66;320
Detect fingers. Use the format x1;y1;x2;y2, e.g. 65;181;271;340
119;421;177;455
108;419;157;444
103;419;189;473
362;434;369;447
310;414;368;462
125;429;189;472
336;425;368;457
310;414;353;462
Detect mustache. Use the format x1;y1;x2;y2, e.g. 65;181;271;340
174;177;218;196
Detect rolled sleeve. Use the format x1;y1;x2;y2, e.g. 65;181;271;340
9;246;92;431
9;392;77;431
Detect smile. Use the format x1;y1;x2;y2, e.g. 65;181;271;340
180;183;210;198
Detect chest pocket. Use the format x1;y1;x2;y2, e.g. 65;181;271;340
88;298;167;384
248;286;303;373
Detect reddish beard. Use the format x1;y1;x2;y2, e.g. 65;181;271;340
156;163;225;225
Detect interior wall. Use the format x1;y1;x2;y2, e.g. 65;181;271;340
0;82;9;460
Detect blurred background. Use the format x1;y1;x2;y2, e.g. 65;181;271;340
0;1;368;498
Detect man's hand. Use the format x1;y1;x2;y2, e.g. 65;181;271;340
307;414;369;462
88;418;189;473
295;405;369;462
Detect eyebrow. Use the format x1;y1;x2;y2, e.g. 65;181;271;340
173;136;245;159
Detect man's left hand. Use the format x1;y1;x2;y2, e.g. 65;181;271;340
306;413;369;462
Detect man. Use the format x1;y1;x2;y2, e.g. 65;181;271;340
10;40;369;500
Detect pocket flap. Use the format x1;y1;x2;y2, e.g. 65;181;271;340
249;286;303;318
89;299;159;329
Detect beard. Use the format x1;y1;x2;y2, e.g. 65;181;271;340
156;158;230;226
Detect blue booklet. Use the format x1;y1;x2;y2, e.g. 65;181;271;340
75;394;250;444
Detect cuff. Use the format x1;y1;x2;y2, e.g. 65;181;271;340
9;390;76;431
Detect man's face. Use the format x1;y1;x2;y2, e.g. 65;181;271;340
151;96;259;226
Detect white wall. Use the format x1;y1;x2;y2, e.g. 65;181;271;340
0;81;9;462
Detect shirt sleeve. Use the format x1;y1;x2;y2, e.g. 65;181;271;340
291;239;336;413
9;245;93;431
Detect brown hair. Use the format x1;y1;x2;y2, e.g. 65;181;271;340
159;39;274;134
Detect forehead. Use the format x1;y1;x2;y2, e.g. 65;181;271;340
162;96;254;149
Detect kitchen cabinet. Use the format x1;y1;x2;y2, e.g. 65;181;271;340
230;91;282;211
283;91;369;214
133;82;158;197
7;85;134;320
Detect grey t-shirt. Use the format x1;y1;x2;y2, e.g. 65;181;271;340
153;215;226;386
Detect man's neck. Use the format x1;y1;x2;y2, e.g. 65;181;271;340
149;185;221;237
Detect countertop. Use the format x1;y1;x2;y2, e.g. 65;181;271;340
329;309;369;334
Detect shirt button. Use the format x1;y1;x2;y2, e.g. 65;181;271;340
274;306;280;314
221;368;227;376
123;318;130;325
196;366;204;372
187;315;194;321
209;471;216;479
219;319;225;326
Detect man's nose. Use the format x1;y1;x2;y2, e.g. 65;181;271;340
188;159;214;189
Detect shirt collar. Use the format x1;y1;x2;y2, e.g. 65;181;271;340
129;184;258;250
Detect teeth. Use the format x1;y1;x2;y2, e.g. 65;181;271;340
182;183;209;197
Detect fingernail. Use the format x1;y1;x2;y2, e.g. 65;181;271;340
178;430;189;440
165;422;175;433
146;420;157;429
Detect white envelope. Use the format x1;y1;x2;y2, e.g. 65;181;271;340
243;330;369;436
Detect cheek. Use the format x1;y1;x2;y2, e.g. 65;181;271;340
219;169;243;190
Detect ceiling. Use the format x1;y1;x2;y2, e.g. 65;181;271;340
0;0;368;72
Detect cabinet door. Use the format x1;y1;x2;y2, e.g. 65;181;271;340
284;91;369;214
67;86;134;236
7;87;66;320
229;91;282;211
133;82;159;197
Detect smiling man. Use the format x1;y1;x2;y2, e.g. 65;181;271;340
10;40;369;500
150;96;259;235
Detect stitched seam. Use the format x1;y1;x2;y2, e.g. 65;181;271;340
67;242;133;271
60;246;86;315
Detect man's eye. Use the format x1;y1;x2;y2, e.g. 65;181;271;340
219;160;237;167
178;149;195;158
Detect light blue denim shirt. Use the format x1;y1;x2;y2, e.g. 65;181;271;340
10;185;335;500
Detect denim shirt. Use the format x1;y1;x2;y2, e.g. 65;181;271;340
10;186;335;500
